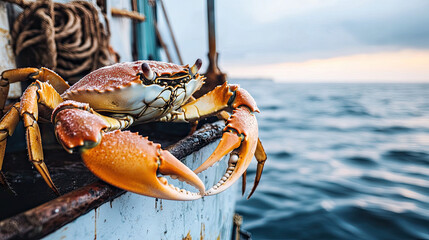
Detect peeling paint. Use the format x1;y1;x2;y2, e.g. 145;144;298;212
0;27;8;34
183;231;192;240
94;208;97;240
200;223;205;240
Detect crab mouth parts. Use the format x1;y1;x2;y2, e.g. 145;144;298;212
155;74;192;87
139;72;193;87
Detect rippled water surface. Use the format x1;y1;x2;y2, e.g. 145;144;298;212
233;81;429;240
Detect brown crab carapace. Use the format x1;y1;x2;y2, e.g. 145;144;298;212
0;59;267;200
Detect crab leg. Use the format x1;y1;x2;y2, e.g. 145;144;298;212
19;80;64;195
242;170;247;196
1;67;69;110
247;138;267;199
53;104;205;200
166;83;266;197
0;66;69;194
0;102;20;192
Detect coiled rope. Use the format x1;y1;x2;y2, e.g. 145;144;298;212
5;0;118;82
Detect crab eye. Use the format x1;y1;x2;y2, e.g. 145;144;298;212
137;63;156;85
189;58;202;77
141;63;155;81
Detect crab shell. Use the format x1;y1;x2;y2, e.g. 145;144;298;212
61;61;204;123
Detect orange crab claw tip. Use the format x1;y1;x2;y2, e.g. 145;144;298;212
158;150;205;195
81;130;203;200
205;138;258;196
193;131;241;174
204;147;252;196
204;108;259;196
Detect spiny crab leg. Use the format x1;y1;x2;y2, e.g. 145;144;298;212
53;103;205;200
1;67;69;110
247;138;267;199
0;103;20;194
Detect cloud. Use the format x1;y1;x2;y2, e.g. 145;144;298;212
217;0;429;65
159;0;429;82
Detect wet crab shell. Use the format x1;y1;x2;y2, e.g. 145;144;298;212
60;61;203;122
64;61;189;92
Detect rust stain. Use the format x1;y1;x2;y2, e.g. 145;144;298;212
0;28;9;35
94;208;97;240
200;223;205;240
182;231;192;240
216;234;220;240
160;199;163;211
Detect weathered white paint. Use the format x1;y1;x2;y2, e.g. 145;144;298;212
43;139;237;240
0;2;20;98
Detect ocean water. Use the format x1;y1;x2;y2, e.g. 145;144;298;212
233;80;429;240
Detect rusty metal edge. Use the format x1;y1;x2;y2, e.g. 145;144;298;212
0;122;224;240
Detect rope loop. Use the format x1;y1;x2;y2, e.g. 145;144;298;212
8;0;118;82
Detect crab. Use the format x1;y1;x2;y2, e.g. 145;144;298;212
0;59;267;200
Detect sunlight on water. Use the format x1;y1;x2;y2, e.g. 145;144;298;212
234;80;429;239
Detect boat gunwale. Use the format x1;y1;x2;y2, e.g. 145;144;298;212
0;122;224;240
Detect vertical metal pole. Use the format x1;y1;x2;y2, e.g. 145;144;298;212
207;0;216;72
194;0;226;98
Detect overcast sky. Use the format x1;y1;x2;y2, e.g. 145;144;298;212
159;0;429;82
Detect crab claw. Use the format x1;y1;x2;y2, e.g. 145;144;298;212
194;107;258;196
141;63;155;81
81;130;205;200
189;58;202;77
52;102;108;153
